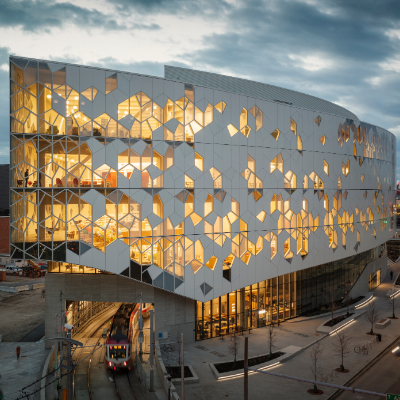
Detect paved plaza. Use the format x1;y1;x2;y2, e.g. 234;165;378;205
178;262;400;399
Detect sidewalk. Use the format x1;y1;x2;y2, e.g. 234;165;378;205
176;262;400;400
0;342;50;400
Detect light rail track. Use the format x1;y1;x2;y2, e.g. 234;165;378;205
73;322;107;400
113;372;138;400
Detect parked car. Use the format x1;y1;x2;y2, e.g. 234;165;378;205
5;265;23;273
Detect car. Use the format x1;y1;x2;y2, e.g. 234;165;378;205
5;265;23;273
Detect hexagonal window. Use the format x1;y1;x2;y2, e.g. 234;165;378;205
240;108;247;129
271;129;280;140
342;160;350;177
241;126;251;138
324;160;329;175
297;136;303;152
290;118;297;135
257;210;266;222
270;154;283;174
190;212;203;226
194;152;203;171
227;124;238;137
284;170;297;189
214;101;226;113
205;255;218;271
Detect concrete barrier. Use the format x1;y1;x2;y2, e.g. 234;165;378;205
40;345;55;400
0;286;17;293
376;318;391;329
16;285;30;292
33;283;45;290
0;283;44;293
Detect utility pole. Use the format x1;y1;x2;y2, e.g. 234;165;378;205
149;309;154;392
54;313;59;399
60;291;64;374
244;336;248;400
66;326;73;400
139;292;143;359
181;333;184;400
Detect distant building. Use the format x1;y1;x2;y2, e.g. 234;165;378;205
0;164;9;216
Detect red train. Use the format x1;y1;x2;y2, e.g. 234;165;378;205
105;303;139;370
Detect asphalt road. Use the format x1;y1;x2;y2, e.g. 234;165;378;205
336;341;400;399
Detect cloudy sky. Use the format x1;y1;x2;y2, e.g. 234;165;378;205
1;0;399;177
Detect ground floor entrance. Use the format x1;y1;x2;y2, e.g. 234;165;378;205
196;244;385;340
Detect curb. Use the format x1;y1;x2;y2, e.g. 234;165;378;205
289;293;374;323
325;333;400;400
316;311;366;334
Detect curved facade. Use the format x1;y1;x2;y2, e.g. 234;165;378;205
9;57;396;330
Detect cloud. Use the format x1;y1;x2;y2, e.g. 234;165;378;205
174;0;400;130
108;0;229;16
0;0;399;180
0;0;126;32
0;47;10;165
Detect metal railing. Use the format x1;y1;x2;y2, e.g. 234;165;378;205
70;302;114;332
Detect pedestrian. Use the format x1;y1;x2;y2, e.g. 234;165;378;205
16;345;21;360
0;388;4;400
24;169;29;187
391;270;394;280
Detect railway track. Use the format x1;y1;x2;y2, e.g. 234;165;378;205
73;322;107;400
72;305;121;400
71;304;148;400
113;372;138;400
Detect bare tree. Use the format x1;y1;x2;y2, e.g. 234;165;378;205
228;332;240;368
176;326;182;374
388;295;398;319
309;341;324;393
365;301;380;335
266;323;279;357
331;329;352;371
326;288;339;324
344;295;352;317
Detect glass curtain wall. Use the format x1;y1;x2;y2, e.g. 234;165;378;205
196;244;383;340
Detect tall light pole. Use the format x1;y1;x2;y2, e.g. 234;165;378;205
149;309;154;392
181;333;184;400
66;325;73;400
139;292;143;359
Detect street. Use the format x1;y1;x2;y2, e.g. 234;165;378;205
337;342;400;399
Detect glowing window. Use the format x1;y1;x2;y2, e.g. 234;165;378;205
270;154;283;173
271;129;280;140
324;161;329;175
194;152;203;171
214;101;226;113
290;118;297;135
227;124;238;137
